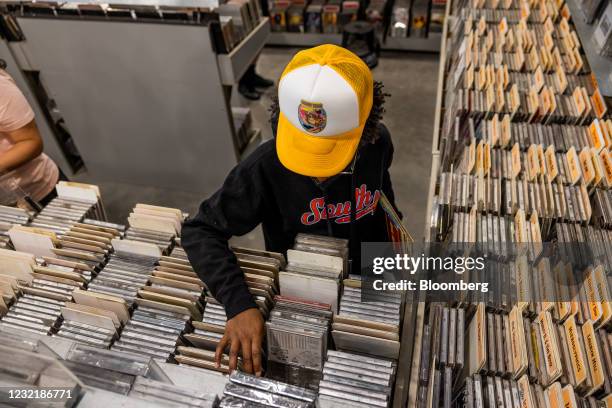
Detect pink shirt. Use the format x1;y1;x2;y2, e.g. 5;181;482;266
0;69;58;205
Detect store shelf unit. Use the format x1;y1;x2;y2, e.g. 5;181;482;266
218;19;271;86
267;30;442;51
0;5;269;194
565;0;612;97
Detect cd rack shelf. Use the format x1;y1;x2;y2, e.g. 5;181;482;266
419;0;612;405
0;183;417;407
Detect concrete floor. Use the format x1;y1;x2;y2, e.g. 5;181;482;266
75;47;439;245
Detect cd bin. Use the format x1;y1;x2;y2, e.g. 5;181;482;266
0;344;83;407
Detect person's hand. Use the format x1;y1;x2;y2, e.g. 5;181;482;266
216;307;264;375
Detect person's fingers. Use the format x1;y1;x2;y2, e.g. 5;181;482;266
228;337;240;373
215;334;229;368
252;335;263;376
241;338;253;374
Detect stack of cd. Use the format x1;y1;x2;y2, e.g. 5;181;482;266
183;297;225;351
417;304;466;408
202;298;226;328
233;246;284;316
332;279;402;359
62;343;170;394
112;301;190;361
0;290;64;335
52;220;123;268
129;376;218;407
219;371;316;408
292;233;349;273
39;256;96;284
149;254;206;311
87;251;158;305
462;303;612;407
464;373;521;408
182;246;283;354
125;203;184;254
54;290;125;347
175;346;235;374
29;181;107;236
124;227;175;255
0;248;37;317
169;244;188;261
30;198;91;236
30;263;86;298
318;350;396;408
265;295;332;388
0;205;31;248
280;234;346;313
54;319;116;348
137;283;203;321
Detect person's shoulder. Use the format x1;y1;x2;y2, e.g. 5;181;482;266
376;123;392;146
239;138;280;170
362;123;393;153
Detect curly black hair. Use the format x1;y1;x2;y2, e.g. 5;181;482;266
269;81;389;147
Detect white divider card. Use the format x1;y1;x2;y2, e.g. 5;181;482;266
135;203;184;220
111;238;162;259
128;214;177;235
131;209;181;233
0;248;35;284
286;249;344;277
56;182;100;204
279;272;340;313
8;226;56;258
72;288;130;324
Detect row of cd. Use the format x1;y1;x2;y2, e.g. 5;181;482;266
424;0;612;406
416;303;611;408
468;117;612;154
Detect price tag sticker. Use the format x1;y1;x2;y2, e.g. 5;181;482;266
499;17;508;35
512;143;522;179
591;88;607;119
533;66;545;92
545;145;558;182
573;87;586;117
555;65;568;94
566;147;582;185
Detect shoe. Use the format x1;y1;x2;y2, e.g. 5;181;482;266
239;84;262;100
252;73;274;88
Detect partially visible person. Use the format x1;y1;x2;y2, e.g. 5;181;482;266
183;45;399;375
0;68;64;208
238;59;274;100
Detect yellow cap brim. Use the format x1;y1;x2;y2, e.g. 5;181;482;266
276;112;363;178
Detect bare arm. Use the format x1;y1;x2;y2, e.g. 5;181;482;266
0;119;43;173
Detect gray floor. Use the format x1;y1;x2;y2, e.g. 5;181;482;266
75;47;439;245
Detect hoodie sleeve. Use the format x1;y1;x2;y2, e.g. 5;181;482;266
379;124;403;219
181;159;264;319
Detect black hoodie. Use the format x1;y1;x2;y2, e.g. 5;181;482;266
181;123;399;319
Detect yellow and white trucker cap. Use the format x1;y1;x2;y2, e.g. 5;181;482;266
276;44;374;178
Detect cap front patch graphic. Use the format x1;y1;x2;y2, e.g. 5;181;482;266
298;100;327;133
